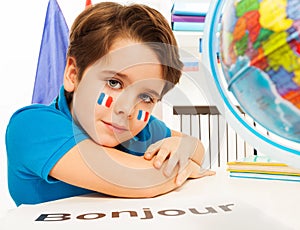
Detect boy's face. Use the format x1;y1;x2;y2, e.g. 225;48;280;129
69;40;165;147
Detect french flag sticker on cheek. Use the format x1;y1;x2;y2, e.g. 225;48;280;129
97;92;113;108
137;110;149;122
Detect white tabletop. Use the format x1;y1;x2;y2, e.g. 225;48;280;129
1;169;299;230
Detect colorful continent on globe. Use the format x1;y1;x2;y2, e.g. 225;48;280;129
222;0;300;109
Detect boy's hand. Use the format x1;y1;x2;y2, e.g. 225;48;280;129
175;160;216;186
144;135;214;184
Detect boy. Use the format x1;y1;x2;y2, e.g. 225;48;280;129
5;2;214;206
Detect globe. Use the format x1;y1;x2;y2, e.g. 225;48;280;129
201;0;300;167
220;0;300;143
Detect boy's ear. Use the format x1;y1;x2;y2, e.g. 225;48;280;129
64;57;78;92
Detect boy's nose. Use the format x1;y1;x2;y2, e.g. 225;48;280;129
113;92;136;119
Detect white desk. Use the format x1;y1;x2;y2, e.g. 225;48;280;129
1;169;299;230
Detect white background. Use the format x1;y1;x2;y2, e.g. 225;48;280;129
0;0;174;217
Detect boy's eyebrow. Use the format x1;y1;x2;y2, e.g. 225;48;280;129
102;70;128;79
102;70;162;98
145;89;161;99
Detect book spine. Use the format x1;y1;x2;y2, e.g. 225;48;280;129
171;2;210;16
171;14;206;23
227;162;287;166
228;169;300;176
172;22;205;32
230;172;300;182
171;10;207;17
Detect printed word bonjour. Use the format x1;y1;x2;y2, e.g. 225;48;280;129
35;204;234;221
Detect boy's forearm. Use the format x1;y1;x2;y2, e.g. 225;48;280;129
79;140;179;189
50;139;179;198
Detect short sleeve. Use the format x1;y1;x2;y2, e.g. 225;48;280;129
147;115;171;143
5;105;89;182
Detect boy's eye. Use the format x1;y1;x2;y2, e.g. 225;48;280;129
139;93;154;103
107;79;122;89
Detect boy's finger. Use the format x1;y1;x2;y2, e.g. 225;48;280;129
163;154;178;177
164;152;187;177
144;141;163;160
175;166;189;186
175;160;194;186
190;169;216;178
175;161;215;185
153;148;170;169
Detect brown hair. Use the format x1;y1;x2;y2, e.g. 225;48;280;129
66;2;183;101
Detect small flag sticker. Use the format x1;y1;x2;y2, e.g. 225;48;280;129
137;110;149;122
97;92;113;108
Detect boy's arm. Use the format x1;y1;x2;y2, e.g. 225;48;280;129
144;129;214;184
49;139;182;198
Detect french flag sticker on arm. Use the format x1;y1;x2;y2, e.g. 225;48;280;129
137;110;149;122
97;92;113;108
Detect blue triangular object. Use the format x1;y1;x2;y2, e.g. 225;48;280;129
31;0;69;104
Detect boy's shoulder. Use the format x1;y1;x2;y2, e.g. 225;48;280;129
8;103;69;129
6;102;79;148
13;103;55;114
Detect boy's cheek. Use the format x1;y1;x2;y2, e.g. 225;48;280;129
136;110;150;122
129;117;149;135
97;92;113;108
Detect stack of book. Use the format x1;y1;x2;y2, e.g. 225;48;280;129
227;155;300;182
171;0;210;32
171;1;222;70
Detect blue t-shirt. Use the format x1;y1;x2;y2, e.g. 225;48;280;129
5;86;171;206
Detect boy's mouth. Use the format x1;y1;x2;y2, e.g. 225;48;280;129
102;120;129;133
